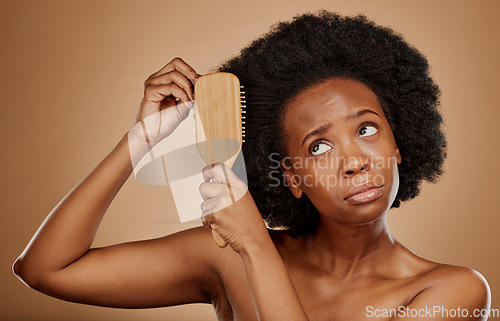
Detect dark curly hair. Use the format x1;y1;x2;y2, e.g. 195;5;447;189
216;10;447;238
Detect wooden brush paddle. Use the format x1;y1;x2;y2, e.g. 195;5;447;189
194;72;246;248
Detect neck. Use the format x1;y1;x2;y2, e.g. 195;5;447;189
306;214;396;278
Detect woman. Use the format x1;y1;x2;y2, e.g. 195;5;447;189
13;11;490;320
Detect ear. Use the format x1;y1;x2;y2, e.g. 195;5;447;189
280;162;303;199
395;146;402;165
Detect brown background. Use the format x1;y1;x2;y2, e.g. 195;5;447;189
1;0;499;320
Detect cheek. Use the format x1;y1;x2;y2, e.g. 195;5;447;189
292;157;343;200
387;156;400;204
366;145;399;187
363;132;399;167
368;143;400;209
363;134;393;156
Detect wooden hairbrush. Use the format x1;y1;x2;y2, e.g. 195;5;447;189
194;72;246;248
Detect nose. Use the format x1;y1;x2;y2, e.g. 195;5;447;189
339;142;369;177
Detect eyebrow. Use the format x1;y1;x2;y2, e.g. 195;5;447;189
301;109;380;147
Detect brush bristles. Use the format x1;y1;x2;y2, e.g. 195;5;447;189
241;85;246;143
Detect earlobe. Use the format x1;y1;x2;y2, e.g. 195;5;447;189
289;180;303;199
280;163;303;199
395;147;402;165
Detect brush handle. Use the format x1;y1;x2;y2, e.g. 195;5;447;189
211;164;236;248
212;230;227;247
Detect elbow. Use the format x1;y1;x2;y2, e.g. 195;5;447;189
13;257;25;279
13;257;43;289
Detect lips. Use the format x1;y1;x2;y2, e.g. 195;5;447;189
344;182;384;202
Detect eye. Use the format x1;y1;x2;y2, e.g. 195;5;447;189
310;142;333;155
359;123;378;137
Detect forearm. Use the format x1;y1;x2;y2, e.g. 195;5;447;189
14;132;136;279
240;238;309;321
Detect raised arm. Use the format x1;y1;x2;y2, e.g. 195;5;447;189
200;164;310;320
12;58;220;308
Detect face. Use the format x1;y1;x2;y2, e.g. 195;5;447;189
281;78;402;225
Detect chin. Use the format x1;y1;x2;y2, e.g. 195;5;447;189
342;201;389;225
332;191;394;225
313;177;400;225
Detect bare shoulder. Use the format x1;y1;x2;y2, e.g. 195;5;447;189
393;242;487;288
395;245;491;319
423;264;490;298
395;242;489;301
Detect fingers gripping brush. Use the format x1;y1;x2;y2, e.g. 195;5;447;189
194;72;246;248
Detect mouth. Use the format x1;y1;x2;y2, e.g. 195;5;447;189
344;184;384;205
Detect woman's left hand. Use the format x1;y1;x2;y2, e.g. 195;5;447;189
199;163;270;254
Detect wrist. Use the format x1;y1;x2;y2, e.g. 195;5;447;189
239;230;276;261
125;122;160;166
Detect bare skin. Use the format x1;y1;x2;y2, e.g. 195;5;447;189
13;58;490;321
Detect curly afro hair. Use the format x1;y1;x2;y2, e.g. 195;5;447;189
216;10;447;238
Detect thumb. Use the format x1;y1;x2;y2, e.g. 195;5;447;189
172;100;194;123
